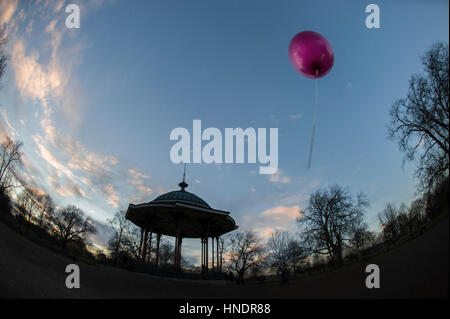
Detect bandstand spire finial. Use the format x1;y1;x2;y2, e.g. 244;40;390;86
179;163;188;191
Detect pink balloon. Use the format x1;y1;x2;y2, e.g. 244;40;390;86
288;31;334;79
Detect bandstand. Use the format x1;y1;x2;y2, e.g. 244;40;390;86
125;176;237;273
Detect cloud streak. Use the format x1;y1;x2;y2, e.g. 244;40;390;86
240;205;301;239
0;0;18;27
2;1;159;218
269;169;291;184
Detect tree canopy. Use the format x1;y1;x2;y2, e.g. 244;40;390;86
388;42;449;191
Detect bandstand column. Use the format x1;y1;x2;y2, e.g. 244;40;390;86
142;226;149;262
205;236;208;272
177;237;183;268
211;237;215;271
201;237;205;272
201;237;208;273
216;237;220;271
200;238;203;271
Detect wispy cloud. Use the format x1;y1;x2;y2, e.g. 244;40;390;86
0;109;17;141
2;0;159;216
269;169;291;184
53;0;65;13
48;172;88;199
242;205;301;239
32;134;74;179
261;205;300;222
104;184;120;208
0;0;18;27
127;168;153;200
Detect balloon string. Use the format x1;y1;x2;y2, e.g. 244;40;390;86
307;70;319;170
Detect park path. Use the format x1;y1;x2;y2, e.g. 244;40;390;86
0;216;448;298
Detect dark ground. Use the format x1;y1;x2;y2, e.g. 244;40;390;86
0;216;448;299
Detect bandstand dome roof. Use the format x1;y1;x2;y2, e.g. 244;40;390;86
152;190;211;209
125;180;237;238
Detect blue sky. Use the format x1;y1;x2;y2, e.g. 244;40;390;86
0;0;448;263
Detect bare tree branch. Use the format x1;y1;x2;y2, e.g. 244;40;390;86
387;42;449;192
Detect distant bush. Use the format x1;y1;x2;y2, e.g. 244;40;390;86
0;187;12;215
425;176;449;220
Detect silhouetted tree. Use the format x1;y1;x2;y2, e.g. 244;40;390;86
396;203;411;237
180;255;193;270
0;28;7;84
408;198;426;232
0;137;23;191
121;224;144;261
298;185;369;263
287;238;306;274
158;238;174;266
36;194;55;229
107;210;129;264
424;175;449;220
0;186;11;215
267;230;291;273
226;230;264;283
388;42;449;192
15;187;38;227
379;203;402;243
0;31;13;215
50;205;96;249
349;223;375;254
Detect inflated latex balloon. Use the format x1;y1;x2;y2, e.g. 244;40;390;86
288;31;334;79
288;31;334;169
